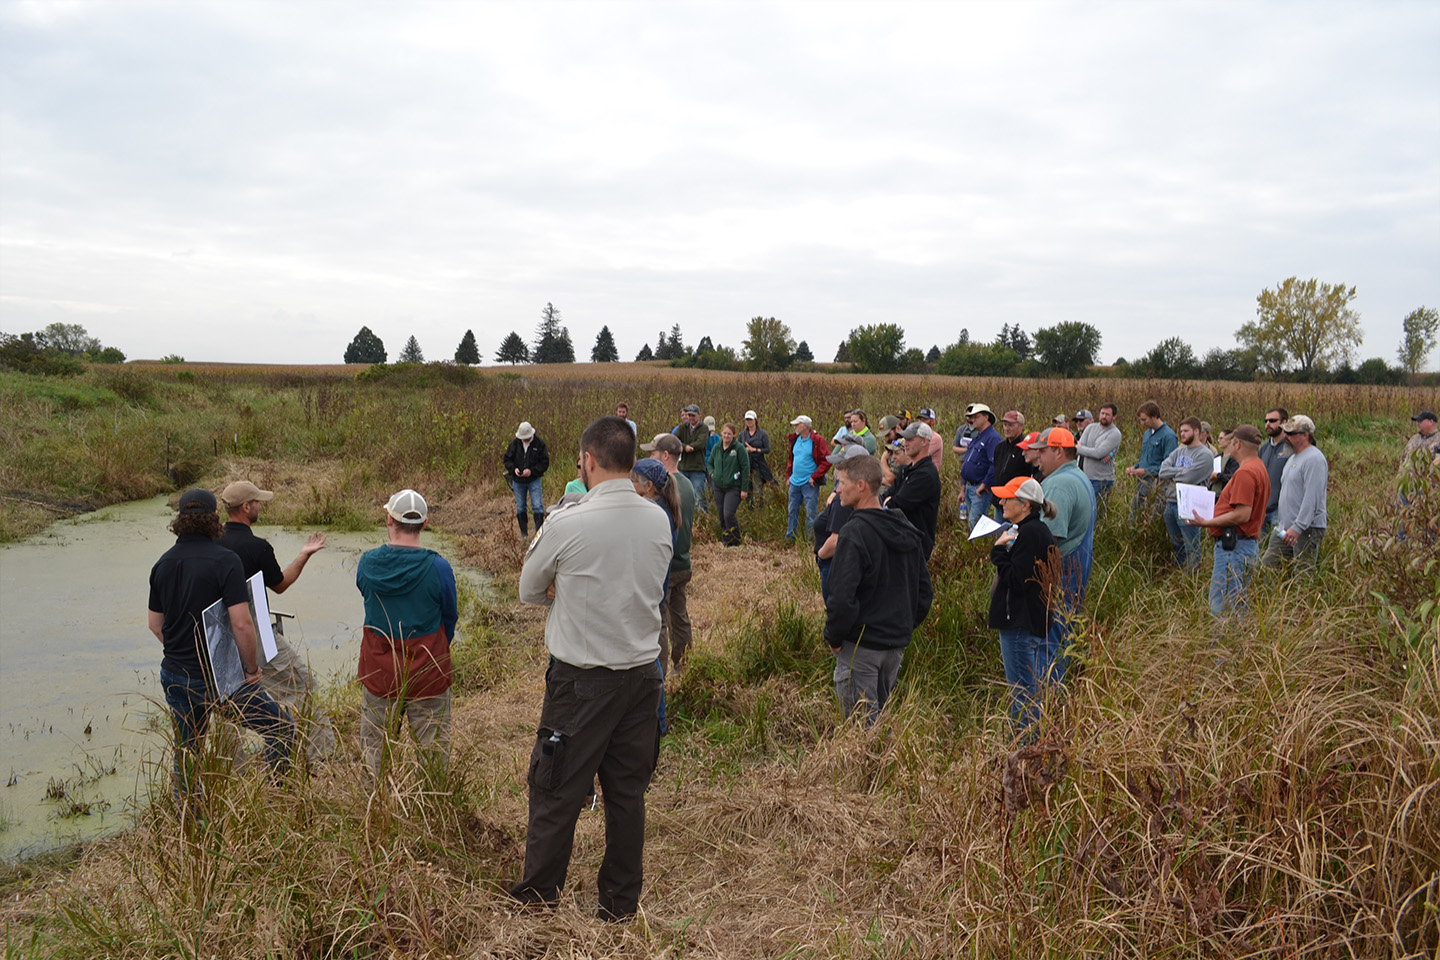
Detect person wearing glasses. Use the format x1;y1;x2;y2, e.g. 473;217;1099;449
1257;408;1291;535
1260;415;1328;572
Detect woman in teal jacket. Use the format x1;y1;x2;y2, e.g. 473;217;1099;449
707;422;750;546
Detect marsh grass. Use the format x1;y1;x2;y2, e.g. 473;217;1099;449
2;364;1437;957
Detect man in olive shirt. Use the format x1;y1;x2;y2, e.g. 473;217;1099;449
675;403;711;513
642;432;696;670
513;416;671;922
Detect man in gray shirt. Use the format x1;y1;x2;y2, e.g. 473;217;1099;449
1158;417;1215;569
512;416;672;922
1076;402;1121;512
1256;407;1291;534
1261;414;1328;572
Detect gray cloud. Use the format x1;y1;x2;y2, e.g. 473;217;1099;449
1;0;1436;366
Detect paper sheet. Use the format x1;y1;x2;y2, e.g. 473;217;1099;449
202;598;246;699
1212;455;1223;474
967;514;1008;540
1176;483;1215;522
248;571;278;663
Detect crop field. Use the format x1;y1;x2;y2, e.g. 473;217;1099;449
1;362;1436;958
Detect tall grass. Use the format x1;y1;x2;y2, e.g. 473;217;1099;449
2;363;1436;957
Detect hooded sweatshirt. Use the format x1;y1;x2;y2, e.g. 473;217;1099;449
824;508;934;650
355;544;458;698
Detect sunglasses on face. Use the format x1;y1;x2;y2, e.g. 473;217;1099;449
1265;418;1281;423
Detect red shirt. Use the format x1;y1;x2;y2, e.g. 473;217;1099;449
1211;458;1269;540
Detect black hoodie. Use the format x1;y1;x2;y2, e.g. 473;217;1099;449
824;507;933;650
987;512;1058;638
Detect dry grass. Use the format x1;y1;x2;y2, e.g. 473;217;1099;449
2;365;1437;958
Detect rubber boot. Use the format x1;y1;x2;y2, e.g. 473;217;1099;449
516;512;528;537
533;511;545;531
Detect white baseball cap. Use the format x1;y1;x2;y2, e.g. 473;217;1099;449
790;414;812;426
385;489;428;523
744;410;757;420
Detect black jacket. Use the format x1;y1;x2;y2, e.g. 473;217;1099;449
991;437;1034;487
824;508;933;650
987;513;1058;638
503;435;550;480
886;455;939;557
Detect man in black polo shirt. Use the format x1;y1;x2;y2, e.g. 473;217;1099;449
148;488;294;804
218;480;331;756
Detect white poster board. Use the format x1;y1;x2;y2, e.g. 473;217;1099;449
247;572;278;663
1176;483;1216;522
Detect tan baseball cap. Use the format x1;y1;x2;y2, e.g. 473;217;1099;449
220;480;274;508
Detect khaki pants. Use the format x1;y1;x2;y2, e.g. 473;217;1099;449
359;687;451;778
658;568;693;670
260;632;337;760
1260;526;1325;572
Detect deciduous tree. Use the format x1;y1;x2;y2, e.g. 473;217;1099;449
1136;336;1198;378
454;329;480;365
1031;322;1101;377
847;324;907;374
1237;277;1362;378
591;325;619;363
741;316;796;371
344;326;386;364
1398;305;1438;375
936;341;1020;377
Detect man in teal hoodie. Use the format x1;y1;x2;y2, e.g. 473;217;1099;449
355;489;458;779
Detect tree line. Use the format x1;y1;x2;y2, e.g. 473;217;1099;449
339;279;1439;381
0;323;126;375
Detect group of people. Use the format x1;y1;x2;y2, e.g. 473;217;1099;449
144;400;1436;923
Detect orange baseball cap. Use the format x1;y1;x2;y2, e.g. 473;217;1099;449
1044;427;1076;448
1017;430;1042;450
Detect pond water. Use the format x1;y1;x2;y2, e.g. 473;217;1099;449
0;496;480;861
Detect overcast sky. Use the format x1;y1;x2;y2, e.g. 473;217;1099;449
2;0;1437;366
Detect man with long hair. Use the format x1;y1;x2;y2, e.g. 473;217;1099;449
147;488;294;806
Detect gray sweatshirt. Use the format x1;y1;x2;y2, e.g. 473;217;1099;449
1157;441;1214;503
1076;423;1122;481
1276;445;1328;533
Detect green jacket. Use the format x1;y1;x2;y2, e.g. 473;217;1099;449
707;440;750;493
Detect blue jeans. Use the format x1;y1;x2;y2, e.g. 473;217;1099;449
817;556;832;600
1131;476;1159;521
1209;537;1259;619
161;667;294;799
1091;479;1113;520
512;477;544;516
787;480;819;539
997;629;1044;730
1163;501;1204;569
682;470;709;513
1262;505;1277;537
965;487;994;530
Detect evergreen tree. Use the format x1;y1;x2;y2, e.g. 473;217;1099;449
635;343;654;361
533;302;574;363
925;344;941;363
793;340;813;362
454;329;480;365
591;325;619;362
496;331;530;364
664;324;684;359
834;340;852;363
343;326;386;363
399;336;424;363
695;335;714;354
